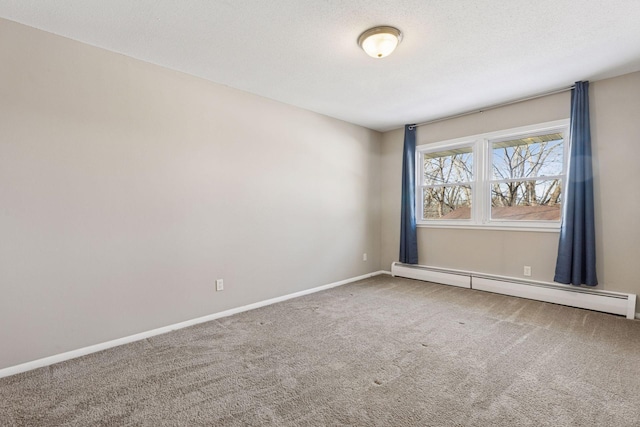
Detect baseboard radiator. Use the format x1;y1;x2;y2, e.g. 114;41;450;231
391;262;637;319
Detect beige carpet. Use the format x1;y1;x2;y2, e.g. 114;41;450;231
2;275;640;426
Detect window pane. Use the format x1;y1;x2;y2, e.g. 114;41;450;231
492;133;563;180
423;147;473;185
491;180;562;221
423;185;471;220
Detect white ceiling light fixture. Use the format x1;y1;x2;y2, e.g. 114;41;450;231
358;26;403;58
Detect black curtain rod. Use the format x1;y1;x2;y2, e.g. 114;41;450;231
408;85;575;130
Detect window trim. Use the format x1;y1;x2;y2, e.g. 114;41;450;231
416;119;570;232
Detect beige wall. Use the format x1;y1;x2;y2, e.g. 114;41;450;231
590;72;640;295
0;19;382;369
381;72;640;297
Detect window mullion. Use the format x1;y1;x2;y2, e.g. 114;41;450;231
416;152;423;221
479;138;489;225
492;175;564;184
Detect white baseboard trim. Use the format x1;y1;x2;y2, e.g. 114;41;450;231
0;270;385;379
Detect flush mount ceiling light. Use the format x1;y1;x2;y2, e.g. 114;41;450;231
357;26;403;58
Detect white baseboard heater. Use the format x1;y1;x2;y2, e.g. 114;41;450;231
391;262;637;320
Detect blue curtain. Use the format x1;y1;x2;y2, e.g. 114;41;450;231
400;125;418;264
554;81;598;286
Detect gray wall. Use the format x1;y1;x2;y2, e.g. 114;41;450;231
381;72;640;297
0;19;382;369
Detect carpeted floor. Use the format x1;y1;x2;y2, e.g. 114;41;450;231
2;275;640;426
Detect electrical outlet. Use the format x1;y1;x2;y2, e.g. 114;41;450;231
363;253;367;261
216;279;224;291
523;266;532;277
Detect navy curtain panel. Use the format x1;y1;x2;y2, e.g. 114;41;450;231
400;124;419;264
554;81;598;286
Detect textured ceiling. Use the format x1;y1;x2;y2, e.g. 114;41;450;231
2;0;640;132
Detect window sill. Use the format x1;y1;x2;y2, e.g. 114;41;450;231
417;223;561;233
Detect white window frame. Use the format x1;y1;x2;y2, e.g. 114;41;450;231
416;119;570;232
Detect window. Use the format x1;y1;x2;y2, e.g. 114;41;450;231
490;132;564;222
416;120;569;230
421;144;474;220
